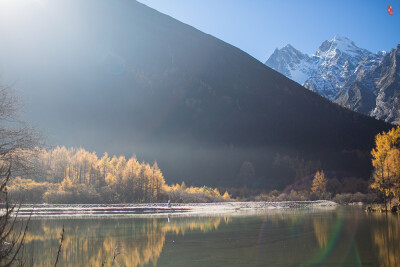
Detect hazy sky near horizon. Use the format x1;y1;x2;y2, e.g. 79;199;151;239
138;0;400;62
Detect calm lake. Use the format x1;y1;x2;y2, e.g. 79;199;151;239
22;206;399;267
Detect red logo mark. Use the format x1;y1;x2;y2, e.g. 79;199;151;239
388;5;393;16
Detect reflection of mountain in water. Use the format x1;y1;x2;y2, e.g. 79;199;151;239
23;217;229;267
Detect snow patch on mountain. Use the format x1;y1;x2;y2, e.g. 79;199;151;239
266;35;373;99
265;36;400;123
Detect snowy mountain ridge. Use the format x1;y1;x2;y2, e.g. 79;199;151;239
265;36;400;123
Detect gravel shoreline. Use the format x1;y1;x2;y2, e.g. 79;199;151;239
15;200;338;218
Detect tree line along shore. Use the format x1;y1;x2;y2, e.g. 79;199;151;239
5;136;400;212
7;146;232;204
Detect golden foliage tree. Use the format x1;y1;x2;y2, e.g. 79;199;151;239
311;170;327;194
20;147;167;203
371;127;400;209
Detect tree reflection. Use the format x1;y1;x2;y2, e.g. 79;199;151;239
23;216;228;267
312;217;330;248
372;214;400;267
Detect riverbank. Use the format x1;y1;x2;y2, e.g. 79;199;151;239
365;203;400;213
16;200;338;218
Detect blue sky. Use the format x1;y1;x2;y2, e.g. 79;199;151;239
138;0;400;62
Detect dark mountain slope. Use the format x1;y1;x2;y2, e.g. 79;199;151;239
0;0;391;189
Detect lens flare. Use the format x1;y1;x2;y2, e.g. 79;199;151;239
276;174;315;200
301;208;344;266
256;205;348;266
102;52;126;75
352;240;363;267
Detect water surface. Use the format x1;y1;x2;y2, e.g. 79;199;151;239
23;206;400;266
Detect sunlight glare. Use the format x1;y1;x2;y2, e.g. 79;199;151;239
34;0;48;7
0;0;47;21
0;0;47;12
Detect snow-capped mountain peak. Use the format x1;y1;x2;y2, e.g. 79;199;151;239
266;36;374;98
316;35;371;59
266;36;372;98
281;44;301;54
265;36;400;123
265;43;312;83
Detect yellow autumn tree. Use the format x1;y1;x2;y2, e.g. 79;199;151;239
222;191;231;200
311;170;327;195
371;127;400;209
152;162;165;201
60;175;74;191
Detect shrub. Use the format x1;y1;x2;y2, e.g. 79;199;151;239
163;184;230;203
333;193;379;204
8;178;57;203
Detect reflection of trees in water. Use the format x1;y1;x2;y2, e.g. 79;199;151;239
312;217;330;248
23;216;228;267
264;210;338;250
372;214;400;267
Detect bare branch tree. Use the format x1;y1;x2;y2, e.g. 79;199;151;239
54;225;64;267
0;83;38;266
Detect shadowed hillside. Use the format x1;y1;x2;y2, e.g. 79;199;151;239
0;0;391;189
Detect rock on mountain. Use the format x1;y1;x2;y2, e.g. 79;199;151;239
339;46;400;122
266;36;400;123
264;44;317;85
